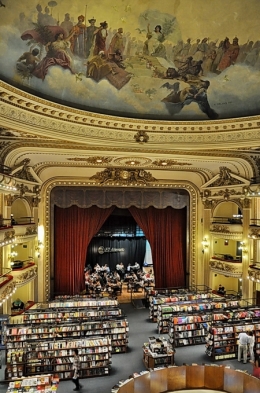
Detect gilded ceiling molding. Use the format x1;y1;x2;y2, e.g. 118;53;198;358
67;156;113;164
134;130;149;143
41;180;198;300
152;159;192;166
2;82;260;148
90;168;157;186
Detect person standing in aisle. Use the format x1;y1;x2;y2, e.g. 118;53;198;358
248;331;255;361
238;331;249;364
72;348;82;391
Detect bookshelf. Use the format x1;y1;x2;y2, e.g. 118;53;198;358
205;321;255;360
7;319;128;355
5;337;111;381
149;292;218;323
168;313;211;347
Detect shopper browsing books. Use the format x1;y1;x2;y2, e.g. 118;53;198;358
72;348;82;391
238;331;249;364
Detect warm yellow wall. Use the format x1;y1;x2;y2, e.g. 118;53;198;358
214;202;240;218
212;238;239;258
11;285;31;306
211;273;240;293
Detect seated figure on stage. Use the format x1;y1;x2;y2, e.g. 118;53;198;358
106;271;122;297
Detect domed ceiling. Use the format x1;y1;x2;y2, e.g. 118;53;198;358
1;0;260;121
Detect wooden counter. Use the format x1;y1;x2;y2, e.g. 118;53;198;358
114;365;260;393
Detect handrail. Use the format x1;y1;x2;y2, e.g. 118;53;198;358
0;267;12;277
250;218;260;226
212;216;242;224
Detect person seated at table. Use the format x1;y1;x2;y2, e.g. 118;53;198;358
84;268;92;293
89;275;102;295
106;272;121;296
94;263;101;273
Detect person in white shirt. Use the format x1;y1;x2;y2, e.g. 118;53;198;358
238;331;249;363
248;331;255;361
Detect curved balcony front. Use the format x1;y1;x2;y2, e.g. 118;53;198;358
11;262;37;287
210;218;243;240
248;263;260;282
209;256;242;278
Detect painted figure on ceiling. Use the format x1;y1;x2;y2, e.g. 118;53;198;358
217;37;240;72
108;27;125;56
33;31;75;80
70;15;87;58
85;17;98;58
93;21;108;56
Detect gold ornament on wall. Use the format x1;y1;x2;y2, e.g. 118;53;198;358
134;130;149;143
90;167;157;185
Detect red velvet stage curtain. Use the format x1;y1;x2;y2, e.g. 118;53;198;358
129;206;186;288
54;205;114;295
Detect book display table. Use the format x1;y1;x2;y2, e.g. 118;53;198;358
6;374;59;392
143;337;174;369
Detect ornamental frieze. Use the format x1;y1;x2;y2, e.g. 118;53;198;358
209;259;242;278
0;280;16;302
211;224;230;233
90;168;157;186
13;265;38;287
248;228;260;239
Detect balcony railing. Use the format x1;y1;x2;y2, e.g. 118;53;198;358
250;219;260;227
212;216;243;224
211;253;242;262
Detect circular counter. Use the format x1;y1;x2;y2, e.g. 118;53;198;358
115;365;260;393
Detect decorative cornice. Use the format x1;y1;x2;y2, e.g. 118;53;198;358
1;81;260;149
209;167;243;187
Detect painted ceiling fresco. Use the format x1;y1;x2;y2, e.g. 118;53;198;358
0;0;260;121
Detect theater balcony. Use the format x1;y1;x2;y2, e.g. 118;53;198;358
248;219;260;239
248;262;260;283
210;216;243;240
11;261;37;287
209;253;242;278
0;267;16;303
11;217;37;243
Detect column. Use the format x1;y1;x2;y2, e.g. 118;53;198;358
201;200;213;288
241;199;252;300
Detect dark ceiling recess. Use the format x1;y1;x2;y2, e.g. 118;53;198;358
95;208;145;238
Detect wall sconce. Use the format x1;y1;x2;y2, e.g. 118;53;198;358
35;241;44;258
202;238;209;253
238;241;248;254
8;250;18;267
